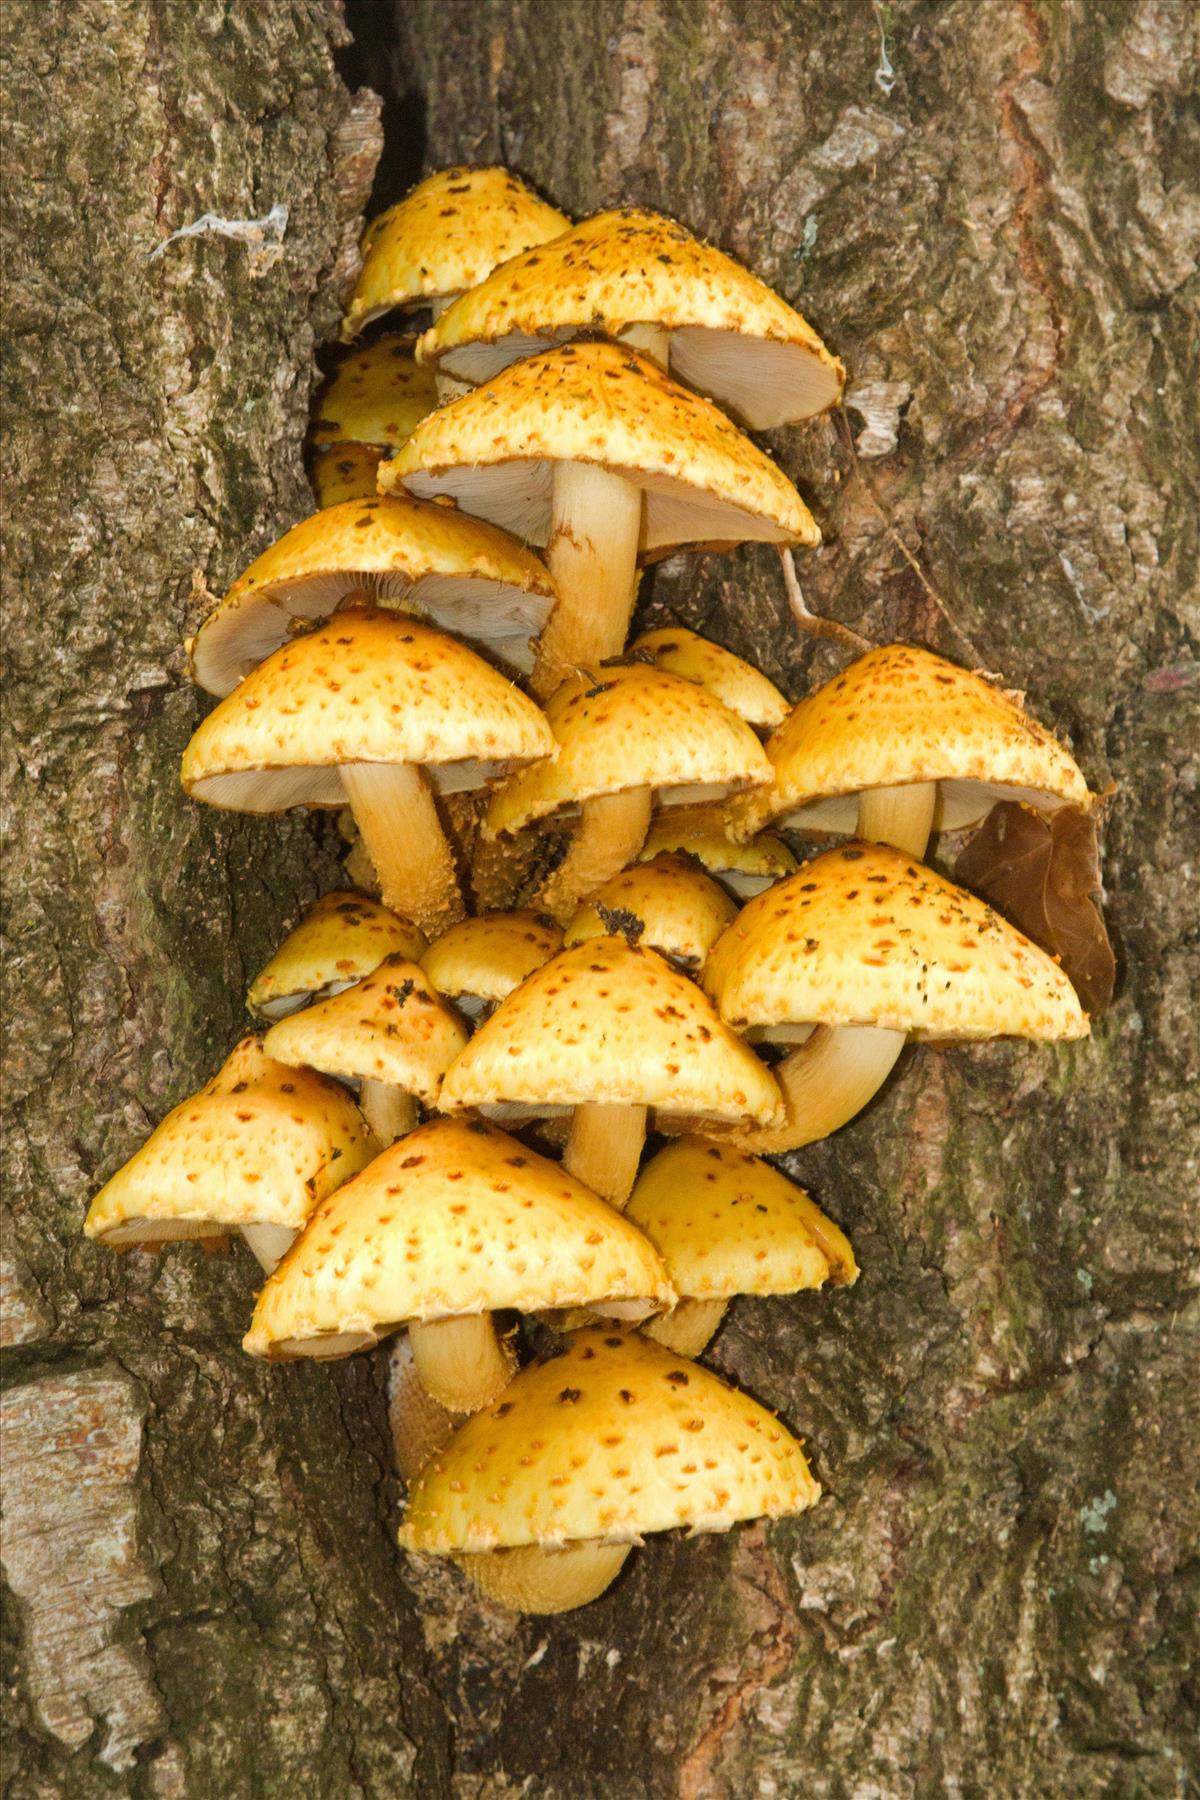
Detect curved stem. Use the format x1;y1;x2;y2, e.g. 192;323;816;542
340;761;464;937
644;1296;729;1358
563;1101;647;1210
240;1224;297;1273
387;1337;458;1481
729;1024;907;1154
407;1314;517;1413
532;462;643;698
535;787;652;923
857;782;937;858
457;1540;631;1614
359;1081;418;1144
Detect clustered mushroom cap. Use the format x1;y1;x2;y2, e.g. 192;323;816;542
439;937;783;1124
309;335;437;452
380;341;819;554
420;911;563;1014
248;892;426;1021
342;166;570;340
189;499;558;696
309;443;387;509
638;804;799;894
399;1325;820;1553
263;955;468;1104
630;627;789;730
484;665;772;839
182;610;556;812
564;854;738;971
244;1120;675;1360
626;1137;858;1301
739;643;1093;838
84;1037;375;1245
416;206;845;428
704;842;1090;1042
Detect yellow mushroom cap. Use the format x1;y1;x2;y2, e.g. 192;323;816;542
380;341;819;555
420;911;563;1014
309;335;437;452
243;1118;675;1359
439;938;782;1124
182;611;555;812
417;206;845;428
343;166;570;340
740;643;1093;838
630;628;789;730
640;805;799;898
309;444;386;509
189;500;558;696
564;855;737;972
399;1325;820;1552
263;955;469;1102
626;1137;857;1301
84;1037;375;1245
484;665;772;839
704;841;1090;1042
247;892;426;1022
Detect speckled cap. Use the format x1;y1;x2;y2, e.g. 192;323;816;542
380;341;819;554
182;610;555;811
439;938;782;1124
630;628;789;731
310;444;386;509
309;335;437;454
484;665;771;839
421;911;563;1014
416;206;845;428
399;1325;820;1552
703;842;1089;1042
188;500;557;696
243;1119;675;1359
627;1137;858;1300
564;855;738;972
263;954;469;1102
639;805;799;897
84;1038;375;1246
739;643;1092;838
247;892;426;1022
343;167;570;339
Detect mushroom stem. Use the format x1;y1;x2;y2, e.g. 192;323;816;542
731;1024;908;1154
563;1101;648;1210
644;1296;729;1358
535;787;653;923
618;323;670;370
532;463;643;697
407;1314;518;1413
428;296;472;404
340;761;465;937
359;1081;418;1144
470;824;541;911
387;1337;458;1481
240;1224;298;1273
857;782;937;858
457;1540;632;1613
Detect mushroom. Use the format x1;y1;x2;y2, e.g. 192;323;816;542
181;610;555;936
83;1036;375;1273
564;853;738;975
439;937;782;1209
737;643;1094;859
380;341;818;695
262;953;468;1144
187;496;558;695
414;205;844;427
399;1325;821;1613
308;333;436;460
701;841;1090;1153
243;1119;675;1415
482;664;771;923
638;804;799;898
629;627;789;733
309;443;389;509
247;891;426;1022
420;910;563;1020
627;1137;858;1356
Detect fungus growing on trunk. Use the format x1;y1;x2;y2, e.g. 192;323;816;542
639;804;799;898
629;627;789;733
420;911;563;1020
564;854;737;974
247;892;426;1022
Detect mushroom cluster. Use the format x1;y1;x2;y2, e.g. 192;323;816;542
86;167;1101;1615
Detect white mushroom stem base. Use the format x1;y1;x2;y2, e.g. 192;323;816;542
408;1314;518;1413
857;782;937;859
388;1337;458;1482
240;1224;298;1273
563;1101;648;1211
536;787;653;923
644;1296;729;1358
359;1082;418;1144
532;462;643;698
457;1540;632;1613
732;1023;908;1154
340;761;464;937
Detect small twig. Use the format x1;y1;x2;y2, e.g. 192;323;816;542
778;548;873;655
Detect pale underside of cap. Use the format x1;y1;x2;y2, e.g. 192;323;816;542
420;911;563;1010
564;854;738;970
630;627;789;730
248;892;426;1021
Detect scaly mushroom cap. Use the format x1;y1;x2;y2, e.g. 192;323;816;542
421;911;563;1014
247;891;426;1021
244;1119;675;1358
639;805;798;897
84;1037;375;1245
564;855;737;972
626;1137;857;1300
739;643;1093;838
417;206;844;428
182;611;555;810
399;1325;820;1552
630;628;789;730
380;341;819;554
439;938;782;1124
310;444;386;509
309;334;437;452
343;166;570;339
484;666;772;839
263;954;469;1103
704;842;1090;1042
189;500;557;696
